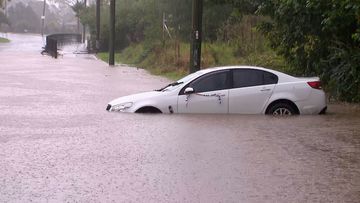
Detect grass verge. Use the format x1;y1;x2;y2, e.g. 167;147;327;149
97;41;288;81
0;37;10;43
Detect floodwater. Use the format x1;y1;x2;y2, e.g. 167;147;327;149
0;33;359;202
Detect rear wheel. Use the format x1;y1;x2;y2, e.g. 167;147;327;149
267;103;296;116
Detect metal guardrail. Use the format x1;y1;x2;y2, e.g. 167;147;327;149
43;34;82;58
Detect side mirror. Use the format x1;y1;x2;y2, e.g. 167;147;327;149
184;87;195;94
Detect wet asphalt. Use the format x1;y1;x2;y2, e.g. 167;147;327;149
0;33;360;202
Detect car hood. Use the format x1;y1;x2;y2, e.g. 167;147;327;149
109;91;166;105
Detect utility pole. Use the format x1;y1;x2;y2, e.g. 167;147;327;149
41;0;46;37
82;0;87;43
109;0;115;66
96;0;100;51
189;0;203;73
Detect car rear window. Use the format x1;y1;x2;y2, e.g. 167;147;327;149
233;69;278;88
263;71;279;85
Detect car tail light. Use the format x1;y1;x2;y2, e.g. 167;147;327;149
307;81;322;89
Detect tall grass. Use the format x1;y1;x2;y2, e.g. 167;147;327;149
97;41;288;81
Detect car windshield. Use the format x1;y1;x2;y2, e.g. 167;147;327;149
156;71;204;92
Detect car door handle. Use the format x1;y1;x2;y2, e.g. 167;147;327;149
261;88;271;92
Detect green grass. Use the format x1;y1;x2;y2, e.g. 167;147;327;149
0;37;10;43
97;52;122;64
97;41;288;81
97;51;187;81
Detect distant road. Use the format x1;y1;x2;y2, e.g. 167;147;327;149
0;32;44;52
0;32;86;55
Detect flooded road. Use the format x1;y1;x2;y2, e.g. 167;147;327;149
0;33;44;52
1;33;360;202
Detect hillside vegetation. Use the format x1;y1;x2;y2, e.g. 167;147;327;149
97;41;287;81
80;0;359;102
0;0;78;34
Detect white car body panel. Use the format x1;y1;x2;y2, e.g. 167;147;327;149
268;82;311;104
107;66;327;115
229;84;275;114
295;89;327;114
178;89;229;114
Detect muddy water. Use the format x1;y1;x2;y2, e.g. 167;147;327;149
0;34;359;202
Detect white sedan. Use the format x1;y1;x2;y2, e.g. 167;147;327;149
107;66;327;115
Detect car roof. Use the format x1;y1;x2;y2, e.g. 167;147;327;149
196;66;296;82
199;65;275;73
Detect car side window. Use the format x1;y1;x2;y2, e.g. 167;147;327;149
263;71;279;85
233;69;263;88
233;69;278;88
189;71;228;93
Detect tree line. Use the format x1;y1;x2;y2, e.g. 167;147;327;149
78;0;359;102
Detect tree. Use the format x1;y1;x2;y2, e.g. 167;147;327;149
0;11;8;25
0;0;5;8
52;0;86;33
0;0;9;25
257;0;360;102
0;0;12;14
53;0;83;6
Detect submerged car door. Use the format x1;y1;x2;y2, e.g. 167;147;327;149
177;70;230;114
229;69;278;114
